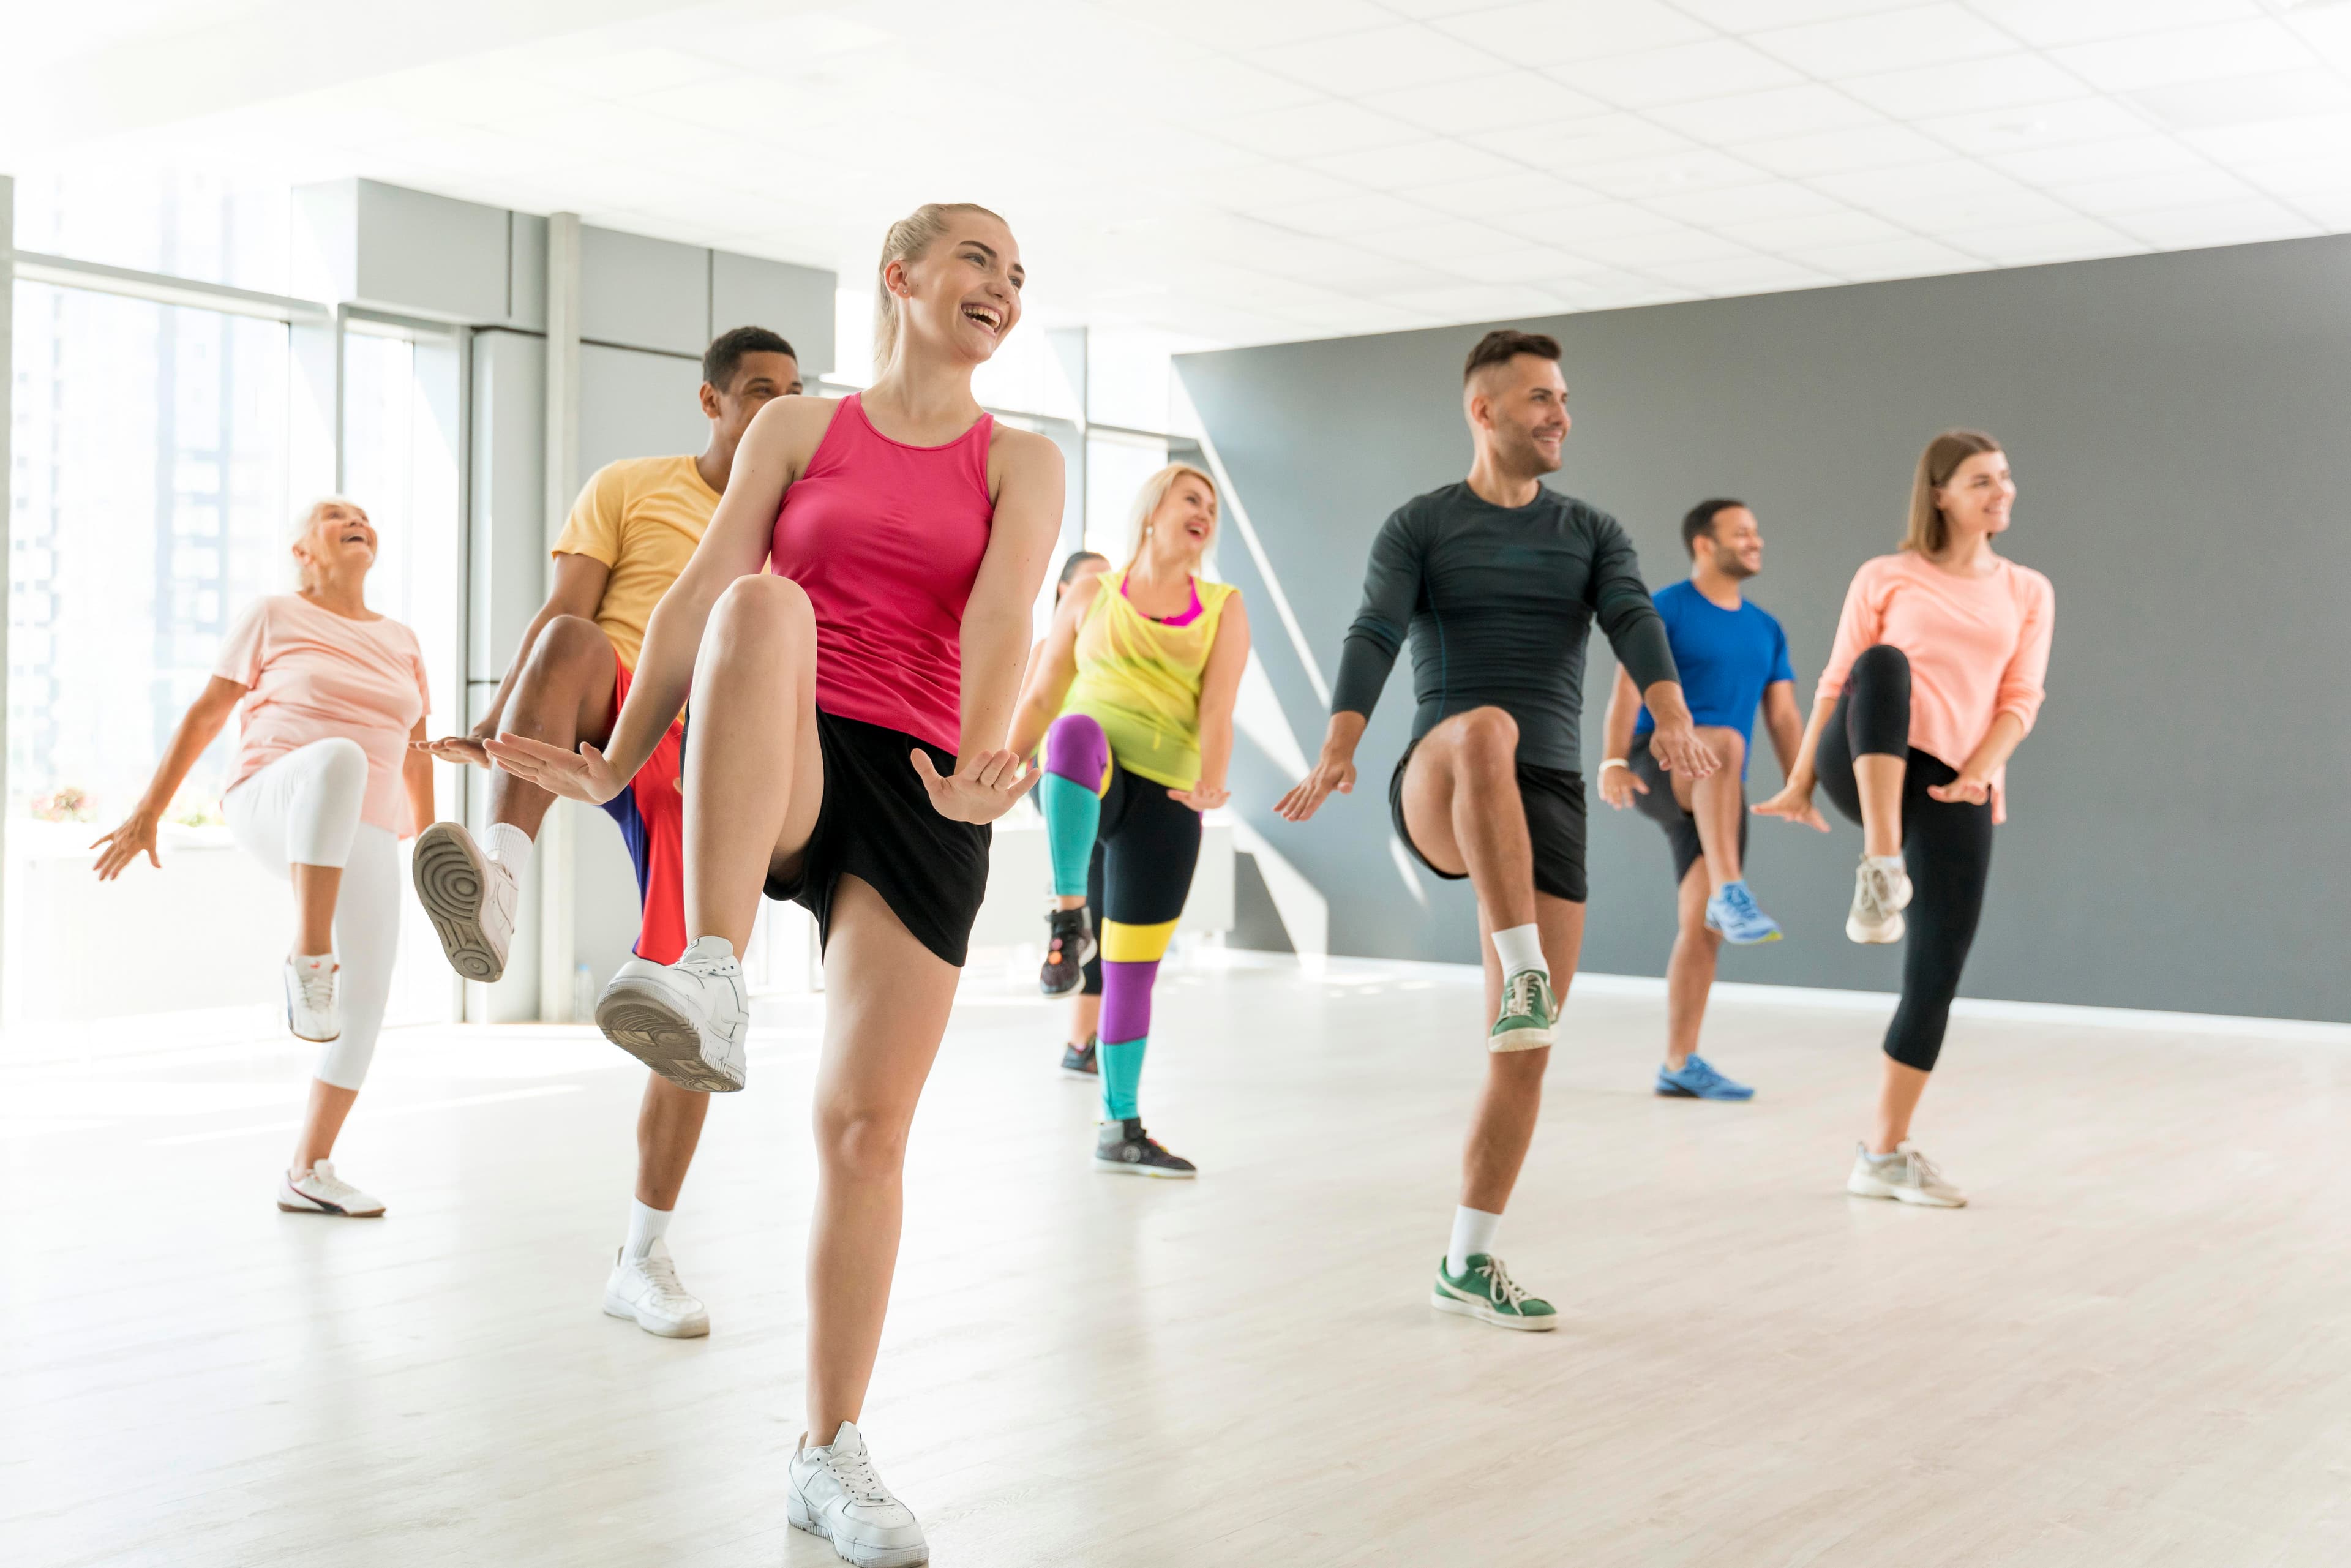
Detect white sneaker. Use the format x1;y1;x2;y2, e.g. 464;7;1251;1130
283;955;340;1042
594;939;748;1092
1846;856;1913;944
787;1422;929;1567
412;821;517;982
602;1237;710;1338
278;1160;384;1217
1845;1141;1967;1207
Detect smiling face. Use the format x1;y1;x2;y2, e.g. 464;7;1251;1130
706;351;800;445
292;499;377;588
1934;449;2016;546
1142;471;1219;568
1698;506;1763;580
887;211;1024;369
1466;353;1570;478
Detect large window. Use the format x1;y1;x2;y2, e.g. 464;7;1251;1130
12;165;292;294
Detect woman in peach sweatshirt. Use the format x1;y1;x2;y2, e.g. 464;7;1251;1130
1756;430;2053;1209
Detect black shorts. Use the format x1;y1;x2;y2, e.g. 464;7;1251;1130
1629;736;1745;888
763;710;990;968
1390;737;1588;904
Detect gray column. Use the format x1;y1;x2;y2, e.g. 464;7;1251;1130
538;214;582;1022
0;174;13;1015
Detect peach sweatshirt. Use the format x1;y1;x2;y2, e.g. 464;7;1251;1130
1815;552;2053;823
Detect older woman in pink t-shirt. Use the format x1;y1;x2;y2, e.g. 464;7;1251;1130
1757;431;2055;1210
94;498;434;1219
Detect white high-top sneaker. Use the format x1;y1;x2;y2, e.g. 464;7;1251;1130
787;1422;928;1567
283;955;340;1043
602;1237;710;1338
595;938;748;1092
1845;855;1914;945
278;1160;384;1217
412;821;517;981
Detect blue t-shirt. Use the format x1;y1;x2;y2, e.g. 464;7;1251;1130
1632;580;1794;778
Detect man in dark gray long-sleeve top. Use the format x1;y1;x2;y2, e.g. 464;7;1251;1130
1279;328;1716;1331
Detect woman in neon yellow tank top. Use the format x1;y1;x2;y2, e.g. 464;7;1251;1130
1011;463;1251;1177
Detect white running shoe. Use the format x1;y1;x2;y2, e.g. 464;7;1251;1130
787;1422;929;1567
412;822;517;982
602;1237;710;1338
283;955;340;1043
1845;1141;1967;1207
594;939;748;1092
278;1160;384;1217
1846;856;1913;944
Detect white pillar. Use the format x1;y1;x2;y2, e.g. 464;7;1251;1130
0;174;14;1017
538;213;582;1022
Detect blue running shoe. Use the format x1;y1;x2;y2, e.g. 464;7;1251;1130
1656;1054;1755;1101
1704;880;1783;945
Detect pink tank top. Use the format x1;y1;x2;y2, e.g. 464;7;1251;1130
768;394;996;753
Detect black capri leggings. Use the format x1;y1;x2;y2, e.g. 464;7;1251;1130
1815;643;1993;1073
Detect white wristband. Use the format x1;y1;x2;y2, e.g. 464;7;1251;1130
1599;758;1629;773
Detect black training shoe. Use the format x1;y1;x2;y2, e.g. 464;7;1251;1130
1062;1034;1098;1079
1039;908;1095;997
1093;1118;1196;1179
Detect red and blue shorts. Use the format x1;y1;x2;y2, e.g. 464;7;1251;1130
598;655;688;965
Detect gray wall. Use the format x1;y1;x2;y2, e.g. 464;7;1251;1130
1181;234;2351;1025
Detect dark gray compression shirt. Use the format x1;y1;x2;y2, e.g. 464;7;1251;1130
1330;481;1678;773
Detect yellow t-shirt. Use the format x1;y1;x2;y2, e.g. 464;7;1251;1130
1063;570;1239;790
551;455;721;670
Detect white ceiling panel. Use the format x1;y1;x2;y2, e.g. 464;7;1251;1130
7;0;2350;350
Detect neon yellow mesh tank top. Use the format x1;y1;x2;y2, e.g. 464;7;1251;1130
1062;569;1238;790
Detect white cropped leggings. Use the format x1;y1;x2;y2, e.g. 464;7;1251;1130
223;737;401;1090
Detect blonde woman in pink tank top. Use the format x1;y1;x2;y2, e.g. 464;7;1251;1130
1757;432;2055;1210
493;204;1063;1564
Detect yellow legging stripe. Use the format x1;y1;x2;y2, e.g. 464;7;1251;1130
1100;917;1179;964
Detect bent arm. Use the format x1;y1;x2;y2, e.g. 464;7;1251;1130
959;434;1065;763
138;678;246;817
1007;574;1098;760
598;401;810;781
403;718;436;835
1602;666;1640;765
1761;680;1804;780
475;553;610;736
1327;511;1421;742
1193;596;1251;795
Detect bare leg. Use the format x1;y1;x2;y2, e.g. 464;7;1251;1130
1460;894;1585;1212
634;1075;711;1210
1397;706;1537;932
289;864;342;954
804;876;962;1439
1856;754;1905;860
491;616;620;838
1869;1056;1933;1154
1670;726;1747;893
1068;992;1102;1049
1663;862;1722;1069
681;577;825;953
291;1079;358;1171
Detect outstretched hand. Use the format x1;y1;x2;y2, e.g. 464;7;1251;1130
1927;772;1993;805
1275;756;1355;823
413;727;492;768
91;812;162;880
912;748;1040;824
1751;779;1830;832
1597;762;1646;811
482;732;629;806
1644;716;1720;782
1167;782;1229;812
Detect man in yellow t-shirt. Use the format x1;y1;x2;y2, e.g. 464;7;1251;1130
413;326;799;1337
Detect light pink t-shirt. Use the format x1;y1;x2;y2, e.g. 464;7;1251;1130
1815;552;2054;822
214;595;431;832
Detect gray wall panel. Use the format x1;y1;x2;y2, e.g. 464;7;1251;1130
1180;234;2351;1024
710;250;836;375
581;225;710;354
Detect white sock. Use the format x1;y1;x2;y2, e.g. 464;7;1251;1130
484;822;534;879
1865;853;1905;874
1491;923;1547;980
624;1199;672;1259
1446;1206;1502;1277
293;952;334;970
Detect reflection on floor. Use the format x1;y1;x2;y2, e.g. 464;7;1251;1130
5;954;2348;1566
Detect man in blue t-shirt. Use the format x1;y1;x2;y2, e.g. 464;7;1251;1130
1600;498;1805;1101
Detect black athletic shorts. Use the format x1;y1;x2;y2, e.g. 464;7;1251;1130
1390;737;1588;904
1629;735;1745;889
763;710;990;968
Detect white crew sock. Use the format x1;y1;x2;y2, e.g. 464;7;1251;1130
1491;923;1547;980
484;822;534;879
1446;1206;1502;1277
1865;853;1905;875
624;1198;673;1260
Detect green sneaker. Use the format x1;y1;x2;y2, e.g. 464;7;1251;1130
1487;969;1557;1052
1431;1253;1558;1332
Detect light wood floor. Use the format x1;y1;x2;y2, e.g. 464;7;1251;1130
6;955;2349;1567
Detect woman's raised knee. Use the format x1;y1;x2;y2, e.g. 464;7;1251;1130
1043;711;1108;786
311;735;369;794
1853;643;1910;683
710;574;816;647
